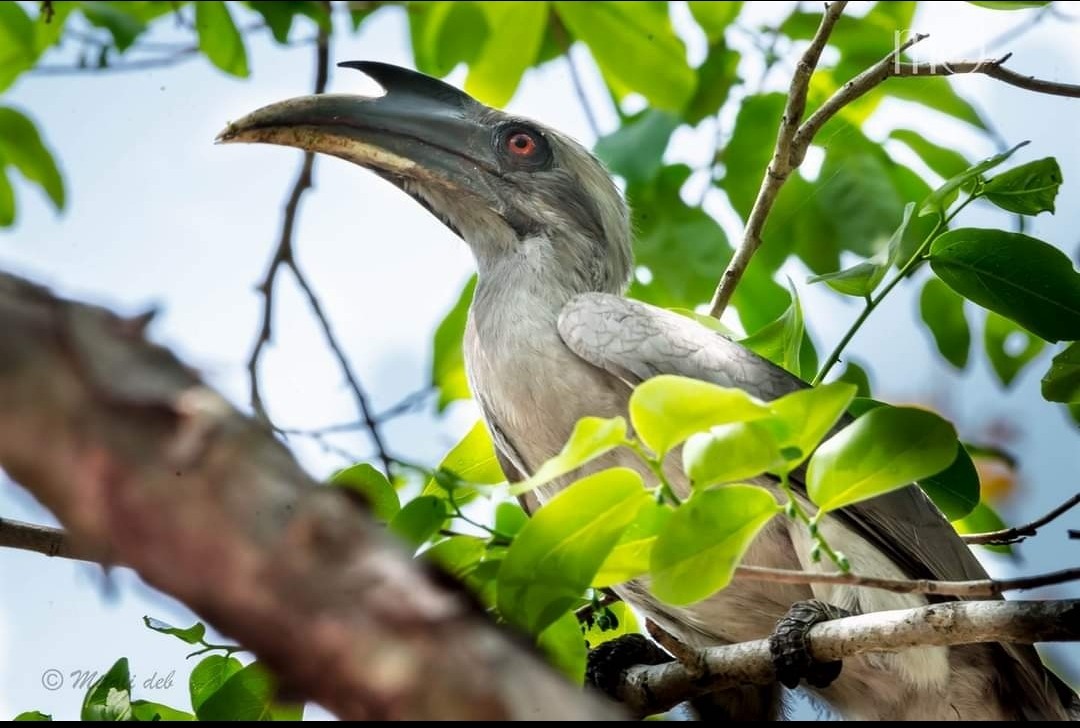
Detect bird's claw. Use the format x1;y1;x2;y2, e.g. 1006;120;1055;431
769;599;852;689
586;633;671;698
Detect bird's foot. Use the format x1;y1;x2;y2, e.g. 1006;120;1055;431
586;634;671;698
769;599;852;689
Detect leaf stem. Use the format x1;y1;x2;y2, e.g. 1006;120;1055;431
779;472;848;572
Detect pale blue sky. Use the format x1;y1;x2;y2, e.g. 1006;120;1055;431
1;1;1079;719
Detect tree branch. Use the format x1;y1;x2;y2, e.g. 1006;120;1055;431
617;599;1080;717
0;517;92;562
707;0;848;318
0;269;620;721
895;54;1080;98
962;493;1080;546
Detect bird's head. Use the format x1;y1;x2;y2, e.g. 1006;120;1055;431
217;61;632;295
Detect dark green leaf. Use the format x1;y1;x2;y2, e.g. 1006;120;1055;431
81;2;147;52
685;41;740;124
1042;343;1080;403
722;93;785;220
81;658;132;721
331;463;399;521
389;496;449;547
684;421;784;487
951;501;1012;555
197;662;288;721
983;157;1062;215
466;2;549;106
131;701;194;722
917;445;980;521
431;276;475;410
510;416;627;494
537;610;587;683
969;2;1049;8
807;407;959;512
142;616;206;645
195;1;250;78
0;165;15;226
498;467;648;633
555;1;695;112
688;1;742;42
651;484;779;604
920;277;971;369
837;360;872;397
740;284;805;377
920;142;1027;217
248;1;325;44
889;129;972;181
0;106;65;210
930;228;1080;342
13;712;52;721
817;143;907;258
0;2;35;92
629;375;771;457
190;655;243;713
808;203;915;297
984;310;1045;387
595;110;679;185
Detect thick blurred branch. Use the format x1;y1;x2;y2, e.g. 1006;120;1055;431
617;600;1080;717
0;269;620;721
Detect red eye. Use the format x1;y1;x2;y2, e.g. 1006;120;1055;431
507;131;537;157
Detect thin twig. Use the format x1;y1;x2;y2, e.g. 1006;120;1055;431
0;518;92;562
734;564;1080;598
32;48;200;75
894;55;1080;98
279;387;436;438
962;493;1080;546
707;0;848;318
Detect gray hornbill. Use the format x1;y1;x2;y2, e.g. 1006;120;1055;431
218;61;1075;720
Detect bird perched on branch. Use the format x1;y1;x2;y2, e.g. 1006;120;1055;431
218;61;1075;720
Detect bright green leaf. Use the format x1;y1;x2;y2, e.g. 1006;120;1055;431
331;463;399;521
190;655;243;713
629;375;772;457
509;416;628;495
807;406;959;512
583;600;639;647
984;310;1045;387
668;307;739;337
494;501;529;537
389;495;449;547
131;701;195;722
688;1;742;42
983;157;1062;215
13;712;51;721
595;110;679;185
499;467;648;633
424;535;486;580
837;361;873;398
930;228;1080;342
969;2;1049;9
0;167;15;226
197;662;281;721
81;658;132;721
408;2;489;77
537;610;588;684
920;142;1027;216
555;1;695;112
432;276;475;410
1042;343;1080;403
684;421;784;488
918;445;980;521
740;284;805;377
195;1;250;78
651;484;779;604
0;106;65;210
769;382;858;468
593;499;671;587
422;419;504;507
466;2;548;107
81;2;147;52
889;129;972;181
920;277;971;370
143;616;206;645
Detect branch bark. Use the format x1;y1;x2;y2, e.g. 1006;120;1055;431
618;599;1080;717
0;270;620;721
962;493;1080;546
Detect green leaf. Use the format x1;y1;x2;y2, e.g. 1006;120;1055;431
0;167;13;226
807;203;915;297
583;600;639;647
1042;343;1080;403
0;2;35;92
432;276;475;410
807;406;959;512
422;419;504;506
684;422;784;488
131;701;195;722
768;382;858;469
668;307;739;337
595;110;679;185
555;1;695;112
81;2;147;52
969;2;1049;9
917;445;980;521
13;712;51;721
494;501;529;537
424;535;486;580
889;129;972;181
629;375;772;457
197;662;291;721
983;157;1062;215
0;106;65;210
688;1;742;42
195;1;250;78
650;484;779;604
951;501;1012;555
920;142;1028;217
190;655;243;713
408;2;489;76
984;310;1045;387
81;658;132;721
142;616;206;645
837;361;873;398
930;228;1080;342
498;467;648;633
740;284;805;377
331;463;399;522
389;495;449;547
816;142;907;259
685;41;740;124
509;416;627;495
466;2;549;106
537;611;588;684
247;1;322;44
920;277;971;370
885;76;987;131
593;499;671;587
722;93;785;220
